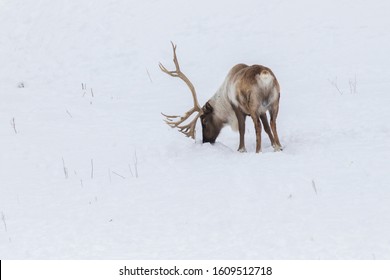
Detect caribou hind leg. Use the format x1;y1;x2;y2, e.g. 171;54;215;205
250;113;262;153
270;106;282;151
260;113;275;147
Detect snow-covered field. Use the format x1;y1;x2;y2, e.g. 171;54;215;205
1;0;390;259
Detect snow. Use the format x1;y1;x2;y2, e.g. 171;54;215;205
1;0;390;259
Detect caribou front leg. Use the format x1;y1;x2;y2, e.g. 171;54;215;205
232;105;247;152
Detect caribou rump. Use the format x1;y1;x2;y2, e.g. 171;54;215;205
160;43;282;153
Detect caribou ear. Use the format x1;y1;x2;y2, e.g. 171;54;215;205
203;102;213;114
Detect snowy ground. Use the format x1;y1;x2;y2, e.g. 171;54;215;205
1;0;390;259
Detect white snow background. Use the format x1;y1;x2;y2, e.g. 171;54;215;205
1;0;390;259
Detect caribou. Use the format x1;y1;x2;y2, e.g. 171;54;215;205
160;42;282;153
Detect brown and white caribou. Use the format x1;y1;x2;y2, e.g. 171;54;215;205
160;42;282;153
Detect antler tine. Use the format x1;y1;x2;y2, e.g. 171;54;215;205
160;42;203;139
174;114;200;138
158;63;178;77
158;42;180;76
170;41;181;72
161;113;180;120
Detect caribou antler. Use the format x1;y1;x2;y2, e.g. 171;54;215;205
159;42;203;139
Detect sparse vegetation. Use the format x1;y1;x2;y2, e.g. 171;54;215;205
328;77;343;95
146;68;153;83
91;159;94;179
311;179;318;195
62;157;69;179
349;75;357;94
10;117;17;134
128;150;139;178
1;211;7;232
329;75;358;95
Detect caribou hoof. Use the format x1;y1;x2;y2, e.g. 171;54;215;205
238;147;247;153
273;145;283;152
